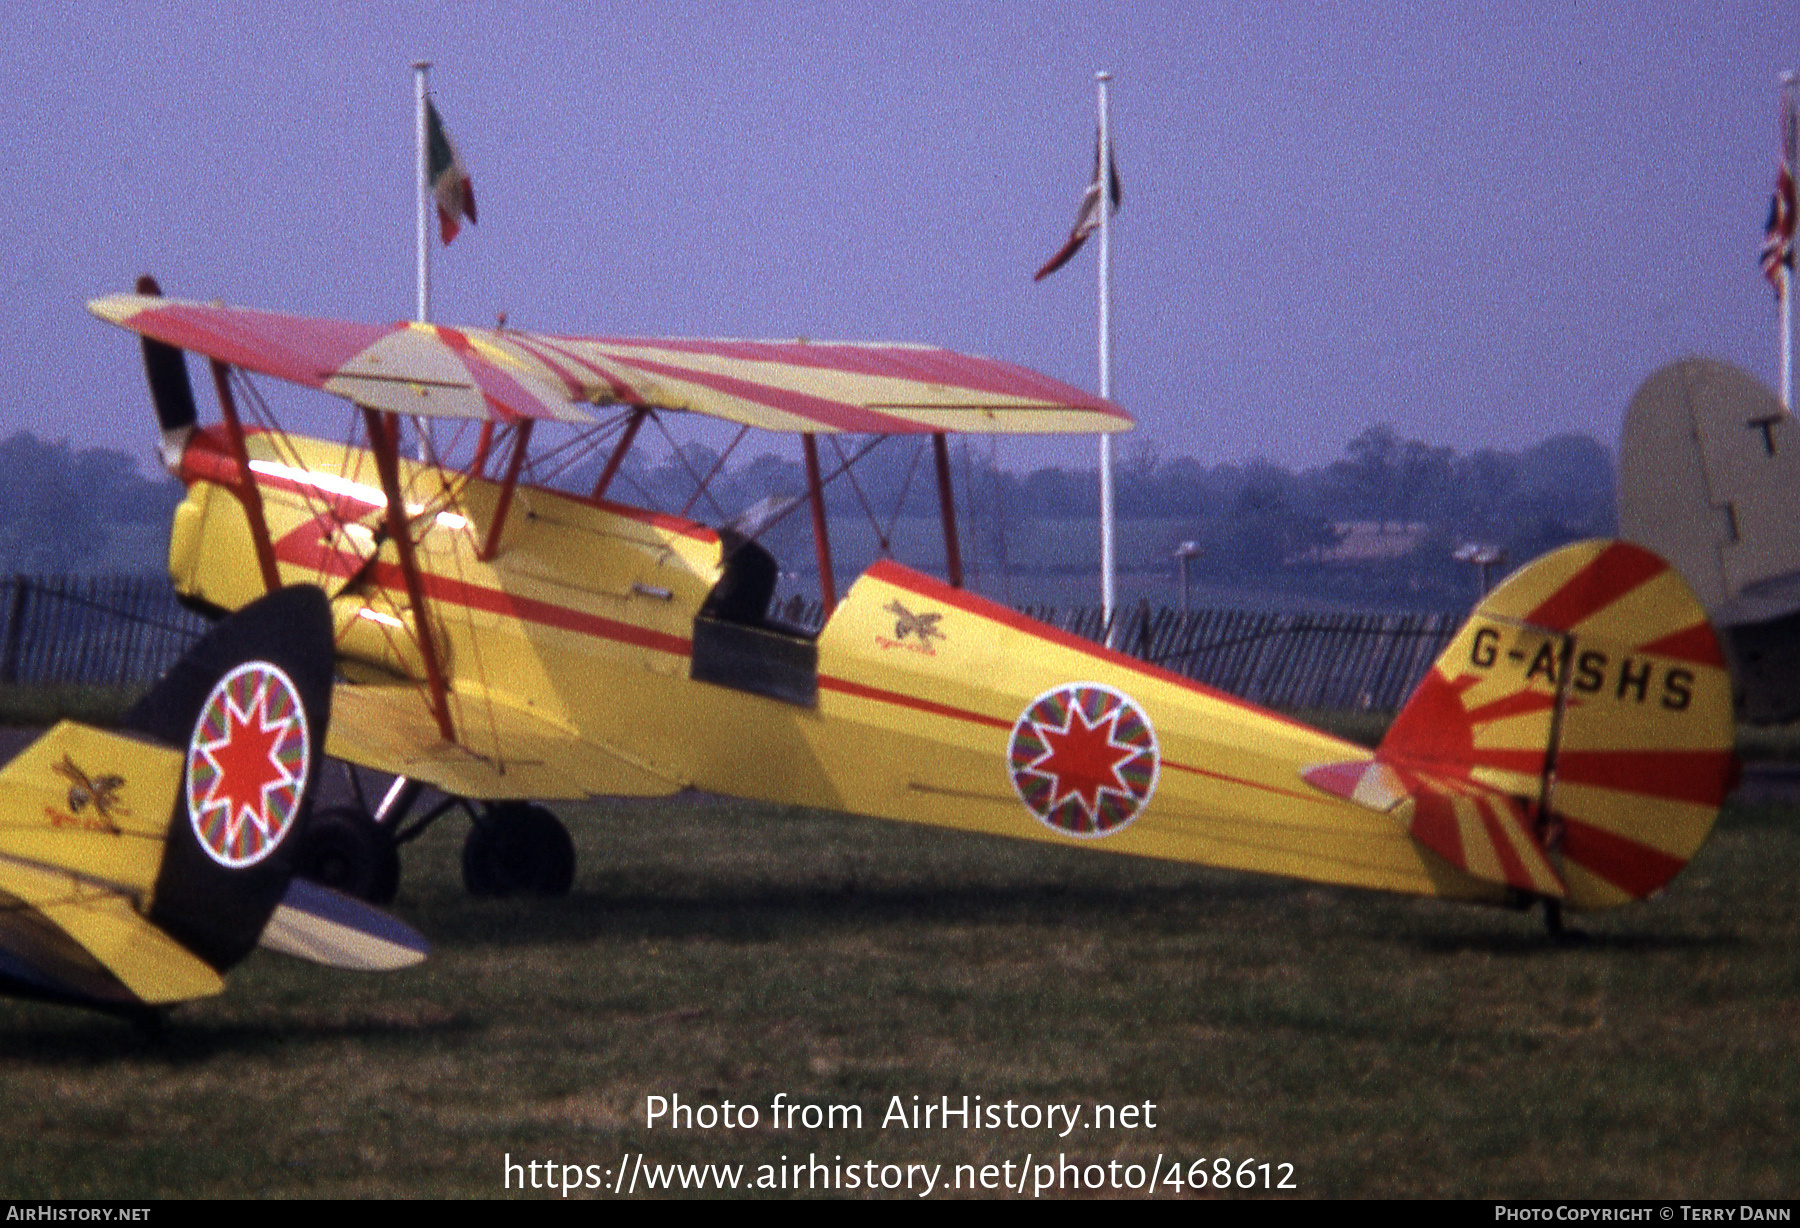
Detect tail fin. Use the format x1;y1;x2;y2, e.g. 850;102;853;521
122;585;336;972
0;585;424;1011
1383;540;1736;909
1307;540;1736;909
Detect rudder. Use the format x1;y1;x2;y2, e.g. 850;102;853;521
1376;540;1736;910
123;585;335;971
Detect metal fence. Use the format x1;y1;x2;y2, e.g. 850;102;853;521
1019;603;1460;712
0;575;207;687
3;576;1459;713
782;592;1458;712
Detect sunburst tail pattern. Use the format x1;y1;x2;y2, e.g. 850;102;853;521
1376;541;1736;910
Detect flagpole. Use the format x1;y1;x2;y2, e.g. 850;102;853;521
412;61;437;462
413;60;432;325
1096;70;1116;641
1784;267;1792;413
1782;70;1797;412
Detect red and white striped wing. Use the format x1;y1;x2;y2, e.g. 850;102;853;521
88;295;1130;435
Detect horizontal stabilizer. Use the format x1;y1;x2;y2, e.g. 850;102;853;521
1299;759;1408;812
1395;770;1566;898
0;857;224;1005
259;878;427;971
1300;759;1566;896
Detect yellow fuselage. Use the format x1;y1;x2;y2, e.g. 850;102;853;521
165;427;1492;903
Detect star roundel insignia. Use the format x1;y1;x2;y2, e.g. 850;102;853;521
1008;682;1159;838
185;661;311;869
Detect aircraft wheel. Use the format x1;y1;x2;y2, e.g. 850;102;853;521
296;806;402;906
462;803;576;897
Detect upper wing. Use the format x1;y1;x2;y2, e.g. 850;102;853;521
88;294;1130;435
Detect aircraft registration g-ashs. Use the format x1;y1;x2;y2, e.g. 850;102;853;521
0;586;426;1024
90;280;1737;933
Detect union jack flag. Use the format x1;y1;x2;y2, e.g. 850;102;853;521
1760;88;1798;295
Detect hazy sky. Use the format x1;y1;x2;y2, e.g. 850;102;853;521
6;2;1797;471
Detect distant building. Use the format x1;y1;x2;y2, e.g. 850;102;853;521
1290;521;1430;565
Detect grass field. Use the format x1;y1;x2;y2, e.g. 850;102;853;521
0;789;1794;1200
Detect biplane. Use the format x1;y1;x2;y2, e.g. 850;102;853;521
88;280;1737;930
0;585;425;1022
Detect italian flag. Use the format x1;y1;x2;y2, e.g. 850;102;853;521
427;99;477;244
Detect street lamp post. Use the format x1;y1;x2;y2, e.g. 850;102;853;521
1453;542;1506;598
1175;540;1200;616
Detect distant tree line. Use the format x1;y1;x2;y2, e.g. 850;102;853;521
2;424;1614;608
582;424;1615;607
0;433;184;573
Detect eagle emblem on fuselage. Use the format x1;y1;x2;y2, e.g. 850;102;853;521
883;600;946;646
53;755;127;831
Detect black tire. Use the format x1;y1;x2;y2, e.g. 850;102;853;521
296;805;402;905
462;802;575;897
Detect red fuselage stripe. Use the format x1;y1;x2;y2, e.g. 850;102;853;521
817;675;1011;729
1160;758;1331;804
863;559;1334;738
819;675;1316;804
209;455;1341;813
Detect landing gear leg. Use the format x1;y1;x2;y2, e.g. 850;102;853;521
302;771;449;905
1541;897;1586;943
